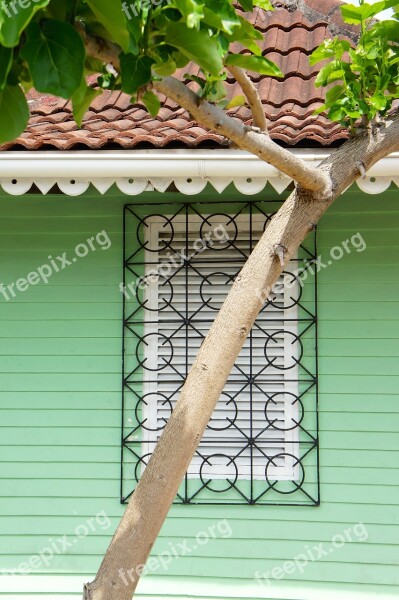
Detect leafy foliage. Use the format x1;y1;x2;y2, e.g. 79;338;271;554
0;0;280;143
0;0;398;145
311;0;399;130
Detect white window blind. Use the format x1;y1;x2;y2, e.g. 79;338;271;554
141;213;299;481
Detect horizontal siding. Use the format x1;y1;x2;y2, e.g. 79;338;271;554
0;186;398;598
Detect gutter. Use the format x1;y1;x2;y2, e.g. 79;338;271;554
0;149;398;195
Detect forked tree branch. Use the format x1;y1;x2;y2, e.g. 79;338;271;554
81;33;332;195
226;65;268;132
154;76;331;194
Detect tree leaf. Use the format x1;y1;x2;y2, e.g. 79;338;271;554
142;90;161;116
174;0;205;29
226;94;246;109
203;0;240;35
0;45;12;90
376;19;399;43
228;16;263;55
21;20;85;98
254;0;273;9
85;0;131;52
239;0;253;10
72;80;102;128
328;104;346;122
370;92;388;110
225;53;283;77
341;0;399;24
0;0;49;47
165;22;223;75
325;84;344;105
153;55;177;77
0;84;29;143
314;60;341;87
120;53;154;94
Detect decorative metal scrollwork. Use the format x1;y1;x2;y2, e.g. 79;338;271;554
121;201;319;505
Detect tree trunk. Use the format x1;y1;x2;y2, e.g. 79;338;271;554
84;183;326;600
83;112;399;600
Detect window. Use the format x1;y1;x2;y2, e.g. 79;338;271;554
122;202;319;505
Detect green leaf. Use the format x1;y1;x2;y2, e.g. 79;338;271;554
204;78;227;101
225;53;283;77
72;80;101;127
184;74;207;88
45;0;68;20
120;53;154;94
313;103;328;115
0;84;29;143
226;94;246;109
21;20;85;98
328;104;346;122
254;0;273;9
239;0;253;10
165;22;223;75
203;0;240;35
315;60;341;87
0;0;49;47
228;16;262;55
142;90;161;116
0;45;12;90
341;0;399;24
325;84;345;105
369;92;388;110
309;41;335;66
310;39;351;66
85;0;131;53
153;55;177;77
376;19;399;43
174;0;204;29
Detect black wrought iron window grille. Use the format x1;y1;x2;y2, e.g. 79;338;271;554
122;201;319;505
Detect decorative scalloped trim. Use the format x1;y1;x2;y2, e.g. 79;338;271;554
1;175;398;196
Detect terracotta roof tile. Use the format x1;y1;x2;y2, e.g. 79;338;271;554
1;0;355;151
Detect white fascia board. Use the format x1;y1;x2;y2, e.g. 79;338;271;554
0;148;326;179
0;149;398;196
0;148;398;179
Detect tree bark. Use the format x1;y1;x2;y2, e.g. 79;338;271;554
84;111;399;600
154;77;331;194
226;65;268;132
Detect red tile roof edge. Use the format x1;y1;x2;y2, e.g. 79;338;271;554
1;0;356;151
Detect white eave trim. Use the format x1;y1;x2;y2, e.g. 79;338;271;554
0;148;398;196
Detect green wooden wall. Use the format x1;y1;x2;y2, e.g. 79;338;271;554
0;184;398;599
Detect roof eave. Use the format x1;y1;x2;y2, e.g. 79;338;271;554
0;148;398;196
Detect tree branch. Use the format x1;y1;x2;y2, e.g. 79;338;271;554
77;27;122;71
154;76;331;195
322;114;399;194
80;33;331;195
226;65;268;132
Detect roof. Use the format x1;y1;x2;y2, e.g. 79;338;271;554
1;0;358;151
